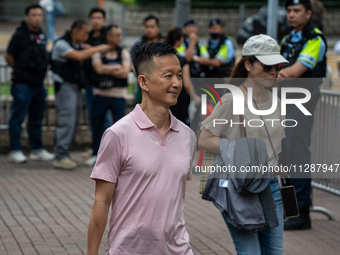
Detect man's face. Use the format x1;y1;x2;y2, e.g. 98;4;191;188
74;25;89;43
183;24;198;36
107;27;122;47
286;4;311;31
144;19;160;40
25;8;43;29
89;12;106;31
144;54;182;108
208;24;224;35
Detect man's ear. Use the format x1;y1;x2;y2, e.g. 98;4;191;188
138;75;148;92
306;9;312;20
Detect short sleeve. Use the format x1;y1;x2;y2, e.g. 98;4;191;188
177;44;186;57
188;130;197;181
297;35;326;70
90;129;123;183
199;43;210;58
334;40;340;55
215;39;235;64
6;32;22;57
53;40;73;60
201;93;236;138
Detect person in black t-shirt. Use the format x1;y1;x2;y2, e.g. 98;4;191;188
83;7;110;159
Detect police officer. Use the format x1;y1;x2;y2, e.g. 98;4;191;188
177;18;210;78
5;4;54;163
279;0;327;230
205;18;235;78
50;19;110;170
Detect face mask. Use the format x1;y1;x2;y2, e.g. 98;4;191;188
209;33;220;40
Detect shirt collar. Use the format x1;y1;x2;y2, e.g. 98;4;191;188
290;29;303;42
130;104;180;132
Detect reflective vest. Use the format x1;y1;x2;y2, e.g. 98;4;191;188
206;35;235;78
280;21;327;79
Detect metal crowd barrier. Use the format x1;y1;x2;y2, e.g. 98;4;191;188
0;64;88;130
310;88;340;220
0;64;137;130
0;64;12;130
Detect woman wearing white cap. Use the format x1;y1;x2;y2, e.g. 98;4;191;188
199;34;288;255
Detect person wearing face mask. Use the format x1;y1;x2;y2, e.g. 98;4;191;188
204;18;236;78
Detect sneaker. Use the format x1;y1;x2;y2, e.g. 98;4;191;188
52;157;77;170
84;155;97;167
8;151;27;163
81;148;93;159
29;149;54;161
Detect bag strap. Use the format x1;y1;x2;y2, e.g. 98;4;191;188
240;84;289;184
239;115;247;137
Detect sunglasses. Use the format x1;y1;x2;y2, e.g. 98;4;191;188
256;60;283;72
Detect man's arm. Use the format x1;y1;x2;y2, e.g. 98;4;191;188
184;33;198;62
280;35;326;78
278;61;308;78
92;50;131;79
5;53;15;67
198;128;220;154
87;180;116;255
65;44;111;62
195;56;220;67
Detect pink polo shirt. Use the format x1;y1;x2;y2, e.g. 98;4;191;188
91;104;196;255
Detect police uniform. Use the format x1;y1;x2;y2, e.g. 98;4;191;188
279;0;327;229
205;35;235;78
177;37;210;78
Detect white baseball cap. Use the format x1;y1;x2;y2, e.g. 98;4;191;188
241;34;289;65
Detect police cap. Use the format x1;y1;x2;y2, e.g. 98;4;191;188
183;18;197;27
285;0;312;10
209;18;224;27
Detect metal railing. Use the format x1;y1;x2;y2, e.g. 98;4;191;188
310;88;340;220
0;64;137;130
0;64;12;130
0;64;89;130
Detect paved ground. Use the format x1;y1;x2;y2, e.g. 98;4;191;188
0;151;340;255
1;17;340;255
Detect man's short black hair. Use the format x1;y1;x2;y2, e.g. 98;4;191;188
143;15;159;26
71;19;88;31
105;24;119;36
25;4;42;15
88;7;106;18
132;42;177;77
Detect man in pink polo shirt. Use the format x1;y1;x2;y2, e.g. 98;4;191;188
87;42;196;255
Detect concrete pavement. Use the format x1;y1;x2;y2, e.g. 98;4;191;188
0;152;340;255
